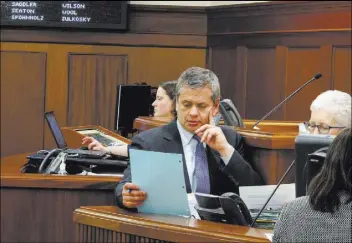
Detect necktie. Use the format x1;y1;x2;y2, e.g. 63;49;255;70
193;135;210;194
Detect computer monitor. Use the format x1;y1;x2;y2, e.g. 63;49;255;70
114;84;152;136
294;134;334;198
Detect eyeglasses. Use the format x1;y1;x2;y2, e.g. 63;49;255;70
303;122;345;134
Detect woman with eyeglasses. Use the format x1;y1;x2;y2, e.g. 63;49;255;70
302;90;351;135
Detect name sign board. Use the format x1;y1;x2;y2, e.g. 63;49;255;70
1;1;128;30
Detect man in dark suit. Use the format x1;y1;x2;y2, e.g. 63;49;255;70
115;67;264;209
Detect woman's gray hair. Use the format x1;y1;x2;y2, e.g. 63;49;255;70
176;67;221;103
310;90;351;128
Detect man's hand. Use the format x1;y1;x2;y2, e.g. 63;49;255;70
122;183;147;208
194;112;233;158
82;136;107;152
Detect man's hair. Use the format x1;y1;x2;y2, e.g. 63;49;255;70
176;67;220;103
310;90;351;128
308;128;352;213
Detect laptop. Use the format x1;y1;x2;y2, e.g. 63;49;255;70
44;111;107;159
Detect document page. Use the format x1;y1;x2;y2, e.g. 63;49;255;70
265;233;274;242
129;149;191;217
187;193;200;219
239;183;295;210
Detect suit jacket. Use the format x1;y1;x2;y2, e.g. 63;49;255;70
115;120;264;209
273;191;352;243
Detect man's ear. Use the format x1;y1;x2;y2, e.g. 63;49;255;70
212;99;220;116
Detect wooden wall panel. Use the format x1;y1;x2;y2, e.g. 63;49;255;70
0;51;46;157
127;47;206;87
245;47;281;120
208;1;351;34
285;47;330;121
0;43;206;152
333;46;352;93
0;2;350;155
1;5;207;48
1;188;115;242
67;54;127;130
128;5;206;35
208;1;351;120
207;47;241;111
0;5;207;153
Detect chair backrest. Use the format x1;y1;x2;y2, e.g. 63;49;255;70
219;99;244;127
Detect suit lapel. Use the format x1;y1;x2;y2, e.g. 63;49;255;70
161;120;192;192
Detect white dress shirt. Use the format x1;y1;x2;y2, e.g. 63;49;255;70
176;120;234;192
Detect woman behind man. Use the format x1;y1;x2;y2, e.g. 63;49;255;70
273;127;352;242
152;80;177;118
82;80;177;156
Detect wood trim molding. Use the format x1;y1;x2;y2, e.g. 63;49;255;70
208;31;352;47
207;1;352;15
0;30;207;48
0;174;120;189
1;4;207;48
1;1;350;47
74;206;271;243
129;4;206;13
208;29;352;36
207;1;351;37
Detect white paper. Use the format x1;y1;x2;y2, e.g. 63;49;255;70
77;171;122;176
86;172;122;177
265;233;273;242
188;193;201;219
239;183;295;210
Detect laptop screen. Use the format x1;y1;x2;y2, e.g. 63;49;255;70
44;111;67;149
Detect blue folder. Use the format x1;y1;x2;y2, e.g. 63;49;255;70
129;149;190;217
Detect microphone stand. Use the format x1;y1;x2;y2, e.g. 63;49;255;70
253;74;322;129
250;159;296;227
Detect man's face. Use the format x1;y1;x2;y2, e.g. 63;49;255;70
309;110;342;135
176;85;219;133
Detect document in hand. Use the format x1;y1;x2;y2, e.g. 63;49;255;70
239;183;295;210
129;149;191;217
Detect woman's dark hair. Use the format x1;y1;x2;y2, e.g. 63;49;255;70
159;80;177;118
308;128;352;213
159;80;177;101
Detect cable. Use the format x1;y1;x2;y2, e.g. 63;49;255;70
38;149;62;173
250;159;295;227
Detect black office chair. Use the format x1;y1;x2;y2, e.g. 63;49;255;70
219;99;244;127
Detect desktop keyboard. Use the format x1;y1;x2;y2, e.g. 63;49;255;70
89;133;125;146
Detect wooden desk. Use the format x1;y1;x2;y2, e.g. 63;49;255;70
0;126;129;243
73;206;271;243
134;117;300;184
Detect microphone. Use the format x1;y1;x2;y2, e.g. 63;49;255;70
252;73;322;129
250;159;295;227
